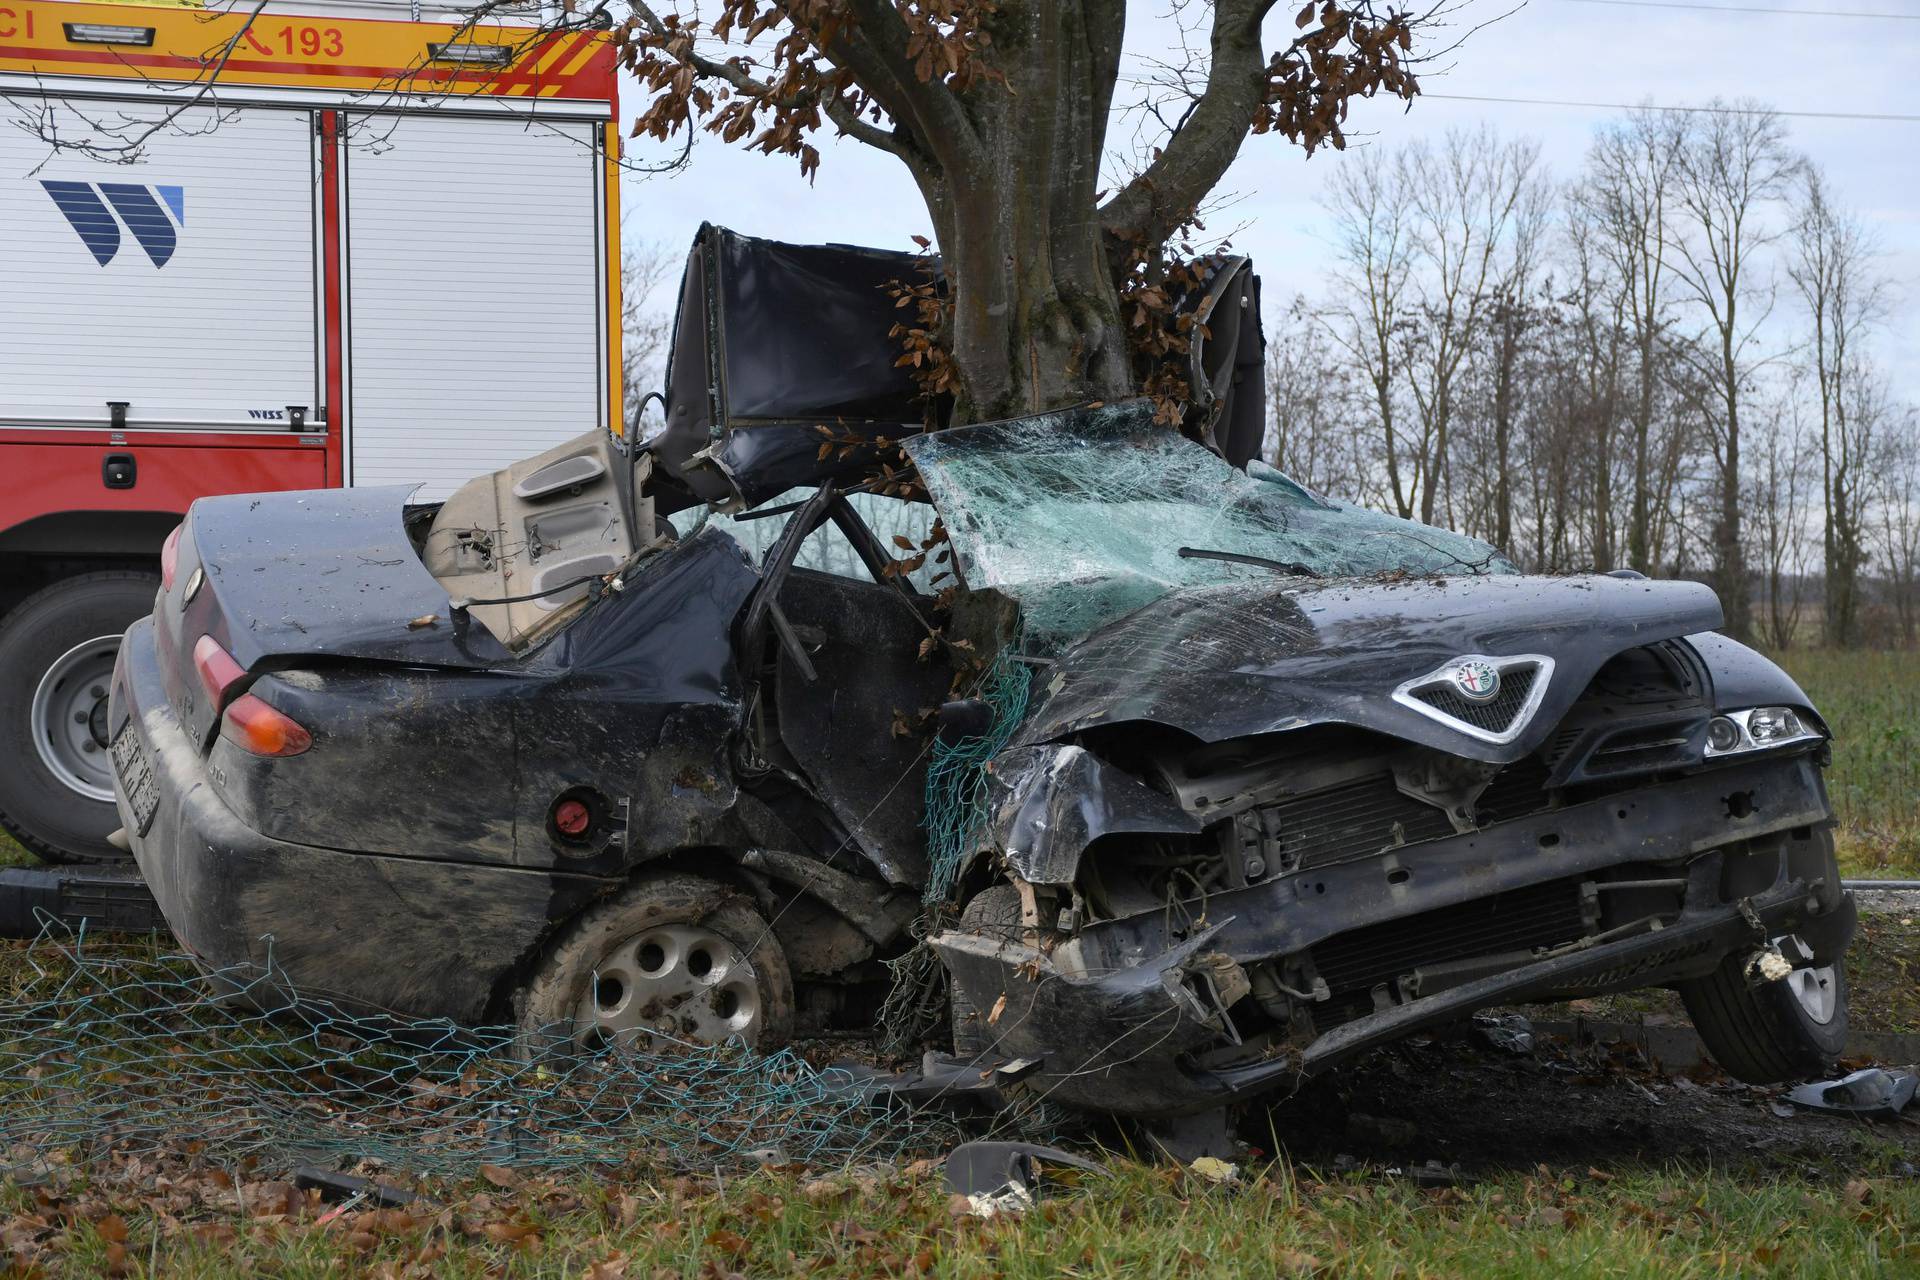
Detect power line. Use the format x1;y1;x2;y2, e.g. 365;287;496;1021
1423;92;1920;122
1562;0;1920;18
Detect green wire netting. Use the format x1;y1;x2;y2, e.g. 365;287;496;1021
0;924;948;1182
876;651;1032;1053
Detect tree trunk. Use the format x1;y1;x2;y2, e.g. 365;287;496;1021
1627;327;1655;573
909;2;1137;424
1492;299;1514;550
1716;325;1750;640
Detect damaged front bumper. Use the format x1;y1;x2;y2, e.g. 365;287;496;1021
931;753;1851;1115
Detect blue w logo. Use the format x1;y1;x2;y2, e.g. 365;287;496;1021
41;181;185;268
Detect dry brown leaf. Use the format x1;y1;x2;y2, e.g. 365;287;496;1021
704;1226;750;1259
986;993;1007;1026
584;1253;630;1280
478;1164;522;1190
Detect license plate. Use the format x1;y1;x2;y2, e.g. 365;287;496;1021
110;723;159;837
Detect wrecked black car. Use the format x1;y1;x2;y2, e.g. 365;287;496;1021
110;226;1853;1120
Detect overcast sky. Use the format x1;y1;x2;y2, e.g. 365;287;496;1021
616;0;1920;393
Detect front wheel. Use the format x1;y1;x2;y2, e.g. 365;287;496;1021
1680;950;1848;1084
0;572;160;864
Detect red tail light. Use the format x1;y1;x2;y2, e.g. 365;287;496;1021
160;525;182;589
221;694;312;757
192;634;245;709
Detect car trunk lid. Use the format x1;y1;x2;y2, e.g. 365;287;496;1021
160;486;515;748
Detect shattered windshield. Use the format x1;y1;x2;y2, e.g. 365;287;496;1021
903;400;1514;647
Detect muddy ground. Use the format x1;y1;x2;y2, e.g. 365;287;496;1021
1249;902;1920;1180
1261;1030;1920;1181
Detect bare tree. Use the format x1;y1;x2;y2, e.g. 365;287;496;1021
1573;109;1686;574
1750;381;1813;649
1263;296;1371;501
1876;408;1920;647
1400;128;1547;526
1560;202;1629;570
1666;101;1797;641
1322;148;1419;517
621;236;676;429
1787;167;1889;648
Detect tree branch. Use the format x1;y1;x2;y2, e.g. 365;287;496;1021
829;0;985;180
1098;0;1269;254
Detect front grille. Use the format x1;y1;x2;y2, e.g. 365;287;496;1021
1308;877;1590;1029
1261;774;1455;872
1473;755;1555;824
1411;664;1539;734
1580;717;1706;776
1246;755;1561;875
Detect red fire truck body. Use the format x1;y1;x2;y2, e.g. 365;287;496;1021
0;0;620;861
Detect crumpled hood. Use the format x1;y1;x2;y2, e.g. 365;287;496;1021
184;486;516;671
1014;573;1724;764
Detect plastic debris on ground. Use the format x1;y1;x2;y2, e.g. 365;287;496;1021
1188;1156;1240;1185
1785;1067;1919;1120
943;1140;1109;1217
1472;1011;1536;1055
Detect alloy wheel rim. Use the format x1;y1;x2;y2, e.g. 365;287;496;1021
30;636;121;803
572;923;763;1049
1787;964;1838;1024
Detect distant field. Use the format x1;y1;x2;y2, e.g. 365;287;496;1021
1772;649;1920;878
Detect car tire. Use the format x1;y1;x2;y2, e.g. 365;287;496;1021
514;872;793;1054
1679;949;1848;1084
949;884;1023;1059
0;571;159;865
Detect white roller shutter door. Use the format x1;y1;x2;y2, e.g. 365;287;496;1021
344;113;604;499
0;99;317;430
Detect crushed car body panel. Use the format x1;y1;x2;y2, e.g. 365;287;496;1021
1014;573;1723;759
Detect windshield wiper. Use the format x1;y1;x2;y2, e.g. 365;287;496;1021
1177;546;1322;578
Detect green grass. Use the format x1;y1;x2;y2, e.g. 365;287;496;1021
16;1156;1920;1279
0;831;34;868
1771;649;1920;878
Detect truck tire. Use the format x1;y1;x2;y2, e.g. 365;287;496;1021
514;872;793;1055
0;572;159;865
1679;951;1848;1084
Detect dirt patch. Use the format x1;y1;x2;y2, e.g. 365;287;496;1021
1264;1031;1920;1179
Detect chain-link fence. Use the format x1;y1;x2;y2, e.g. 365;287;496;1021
0;924;947;1183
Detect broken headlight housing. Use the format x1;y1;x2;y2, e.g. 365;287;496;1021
1705;706;1822;757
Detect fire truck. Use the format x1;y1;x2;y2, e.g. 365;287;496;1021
0;0;621;863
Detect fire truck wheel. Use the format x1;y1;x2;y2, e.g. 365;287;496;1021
0;572;160;865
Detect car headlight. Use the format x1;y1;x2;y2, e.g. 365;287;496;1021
1704;706;1821;757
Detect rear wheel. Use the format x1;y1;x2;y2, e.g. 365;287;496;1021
515;873;793;1054
0;572;159;864
1680;950;1848;1084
